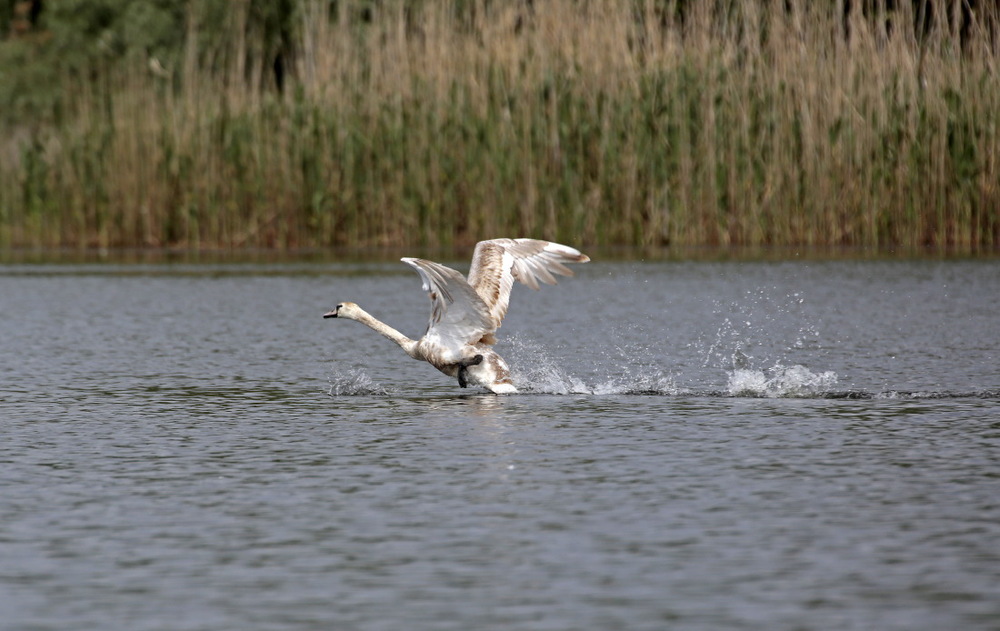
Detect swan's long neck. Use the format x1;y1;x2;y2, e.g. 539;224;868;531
346;306;421;359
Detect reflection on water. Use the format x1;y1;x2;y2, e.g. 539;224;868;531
2;259;999;630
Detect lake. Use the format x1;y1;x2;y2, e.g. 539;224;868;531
2;256;999;630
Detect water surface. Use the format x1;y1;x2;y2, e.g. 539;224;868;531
2;259;998;630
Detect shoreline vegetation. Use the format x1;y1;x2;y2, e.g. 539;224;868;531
1;1;998;254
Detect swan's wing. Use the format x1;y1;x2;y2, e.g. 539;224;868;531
466;238;590;328
401;257;494;346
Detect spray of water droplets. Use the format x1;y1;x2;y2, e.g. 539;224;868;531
327;367;396;396
504;333;681;396
696;287;838;396
726;362;839;397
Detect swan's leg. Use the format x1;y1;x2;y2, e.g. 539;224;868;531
457;354;484;388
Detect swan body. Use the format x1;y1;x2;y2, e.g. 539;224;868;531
324;238;590;393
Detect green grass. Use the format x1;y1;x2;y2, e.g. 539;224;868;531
1;0;997;252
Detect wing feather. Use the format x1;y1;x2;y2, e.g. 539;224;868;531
401;257;494;347
467;238;590;329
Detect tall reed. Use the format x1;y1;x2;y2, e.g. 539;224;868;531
1;0;997;251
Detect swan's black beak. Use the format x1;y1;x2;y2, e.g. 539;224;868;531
323;307;339;318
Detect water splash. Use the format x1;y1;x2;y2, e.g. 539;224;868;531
513;366;682;396
695;288;840;397
327;368;395;396
701;288;823;370
504;335;593;394
505;334;680;396
726;363;839;398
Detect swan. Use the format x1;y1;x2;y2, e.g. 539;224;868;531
324;238;590;393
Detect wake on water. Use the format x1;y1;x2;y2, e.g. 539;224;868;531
328;360;998;400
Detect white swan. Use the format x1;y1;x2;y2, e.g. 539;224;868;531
324;238;590;393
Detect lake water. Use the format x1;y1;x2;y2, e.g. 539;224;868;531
2;257;999;630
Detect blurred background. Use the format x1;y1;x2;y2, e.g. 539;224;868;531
1;0;997;254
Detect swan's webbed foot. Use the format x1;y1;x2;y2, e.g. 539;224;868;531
457;354;484;388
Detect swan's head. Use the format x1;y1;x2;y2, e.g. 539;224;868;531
323;302;358;319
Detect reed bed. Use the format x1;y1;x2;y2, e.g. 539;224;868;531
1;0;998;251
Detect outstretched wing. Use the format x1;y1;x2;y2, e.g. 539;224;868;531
401;257;494;347
466;238;590;329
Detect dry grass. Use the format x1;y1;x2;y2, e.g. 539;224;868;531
1;0;998;251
